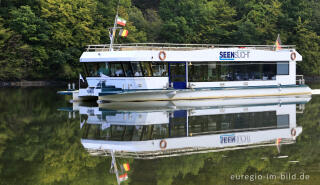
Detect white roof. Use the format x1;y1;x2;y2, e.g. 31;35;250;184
80;44;302;62
82;127;302;153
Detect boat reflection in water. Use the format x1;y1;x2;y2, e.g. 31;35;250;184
74;95;311;159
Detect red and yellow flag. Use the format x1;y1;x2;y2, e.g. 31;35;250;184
123;163;130;171
275;34;281;51
119;29;129;37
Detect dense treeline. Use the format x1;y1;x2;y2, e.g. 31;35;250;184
0;0;319;81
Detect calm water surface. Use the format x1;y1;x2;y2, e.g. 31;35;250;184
0;87;319;185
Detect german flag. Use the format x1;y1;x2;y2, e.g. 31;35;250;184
123;163;130;171
119;29;128;37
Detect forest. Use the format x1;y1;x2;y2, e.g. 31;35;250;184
0;0;319;81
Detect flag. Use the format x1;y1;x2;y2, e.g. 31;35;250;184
112;29;116;37
276;138;282;153
116;17;127;26
123;163;130;171
119;29;128;37
79;74;84;82
275;34;281;51
276;138;282;145
109;28;116;39
119;173;128;182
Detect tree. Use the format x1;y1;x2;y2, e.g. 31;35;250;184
294;17;320;76
159;0;236;43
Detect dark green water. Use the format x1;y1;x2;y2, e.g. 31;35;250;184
0;87;319;185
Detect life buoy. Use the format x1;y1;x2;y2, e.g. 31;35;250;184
159;51;166;61
160;139;167;149
291;52;296;61
291;128;296;137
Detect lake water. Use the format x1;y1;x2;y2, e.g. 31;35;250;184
0;87;319;185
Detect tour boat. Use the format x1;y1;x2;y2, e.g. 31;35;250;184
73;95;310;159
60;43;311;102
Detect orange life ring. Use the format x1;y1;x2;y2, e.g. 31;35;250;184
291;52;296;61
159;51;166;61
160;139;167;149
291;128;296;137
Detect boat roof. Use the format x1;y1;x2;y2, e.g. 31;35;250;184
82;127;301;159
85;43;297;52
80;43;302;62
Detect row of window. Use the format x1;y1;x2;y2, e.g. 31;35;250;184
85;62;289;82
188;62;289;82
82;111;288;140
86;62;167;77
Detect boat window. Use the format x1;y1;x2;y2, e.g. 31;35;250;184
277;62;289;75
277;114;289;126
131;62;143;77
97;63;109;76
188;111;277;134
140;62;153;77
151;62;168;77
122;63;134;77
109;63;125;77
82;111;278;140
84;62;168;77
170;63;186;82
86;62;109;77
188;62;277;82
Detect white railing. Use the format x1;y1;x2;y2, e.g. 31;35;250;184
296;75;305;85
85;43;296;52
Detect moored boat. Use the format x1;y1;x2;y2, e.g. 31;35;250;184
58;6;311;102
63;43;311;102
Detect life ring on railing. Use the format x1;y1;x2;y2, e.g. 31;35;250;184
291;52;296;61
159;51;166;61
291;128;296;137
160;139;167;149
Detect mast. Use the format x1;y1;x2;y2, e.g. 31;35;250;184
110;150;120;185
109;0;121;51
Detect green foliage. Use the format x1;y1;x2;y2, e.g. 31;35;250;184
294;17;320;76
10;5;50;43
0;17;31;80
0;0;319;80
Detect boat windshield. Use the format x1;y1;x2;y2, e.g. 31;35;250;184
85;62;168;77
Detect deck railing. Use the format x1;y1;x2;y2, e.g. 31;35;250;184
296;75;305;85
85;43;296;52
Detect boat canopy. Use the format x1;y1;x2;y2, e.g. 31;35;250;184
80;43;302;63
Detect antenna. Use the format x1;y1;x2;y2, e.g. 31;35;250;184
109;0;121;51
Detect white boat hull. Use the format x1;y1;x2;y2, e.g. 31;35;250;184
98;85;312;102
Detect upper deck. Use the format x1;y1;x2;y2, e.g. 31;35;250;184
84;43;296;52
80;43;301;63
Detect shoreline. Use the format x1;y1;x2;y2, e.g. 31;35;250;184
0;80;68;87
304;76;320;83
